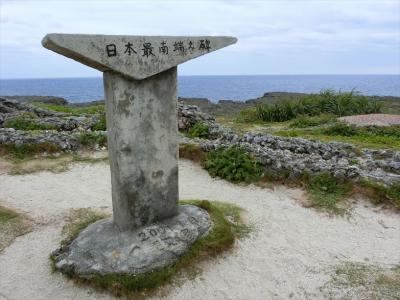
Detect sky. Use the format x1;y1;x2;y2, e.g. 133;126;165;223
0;0;399;79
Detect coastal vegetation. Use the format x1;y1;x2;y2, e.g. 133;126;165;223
187;122;210;139
236;90;382;123
204;146;262;183
51;201;249;298
0;205;32;251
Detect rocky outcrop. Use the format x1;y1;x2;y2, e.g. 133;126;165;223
0;98;398;185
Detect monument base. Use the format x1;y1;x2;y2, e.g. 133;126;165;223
53;205;212;276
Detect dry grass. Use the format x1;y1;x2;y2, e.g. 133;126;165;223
0;205;32;252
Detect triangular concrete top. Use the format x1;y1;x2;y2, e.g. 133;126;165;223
42;34;237;80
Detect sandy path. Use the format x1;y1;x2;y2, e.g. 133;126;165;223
0;160;399;300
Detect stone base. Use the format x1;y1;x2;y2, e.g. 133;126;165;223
53;205;212;276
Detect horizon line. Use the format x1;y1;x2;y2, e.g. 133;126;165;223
1;74;399;80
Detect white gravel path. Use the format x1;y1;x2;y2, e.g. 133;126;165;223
0;160;399;300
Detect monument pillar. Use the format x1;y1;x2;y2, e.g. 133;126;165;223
43;34;237;275
104;68;178;230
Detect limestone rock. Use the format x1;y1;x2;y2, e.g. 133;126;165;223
53;205;212;276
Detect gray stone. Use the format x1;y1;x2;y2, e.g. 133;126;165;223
53;205;212;276
104;68;179;230
42;34;237;80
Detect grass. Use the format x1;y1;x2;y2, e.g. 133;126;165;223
288;114;336;128
51;201;249;298
4;116;56;131
0;205;32;251
306;172;353;215
274;125;400;150
4;151;109;175
0;142;61;159
90;113;107;131
77;132;107;147
33;102;105;116
237;89;382;123
322;262;400;299
360;180;400;209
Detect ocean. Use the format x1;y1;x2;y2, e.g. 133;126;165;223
0;75;399;103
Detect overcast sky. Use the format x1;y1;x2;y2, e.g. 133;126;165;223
0;0;399;79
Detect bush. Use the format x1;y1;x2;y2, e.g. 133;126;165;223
78;132;107;147
187;122;210;139
204;146;262;183
4;116;56;131
91;113;107;131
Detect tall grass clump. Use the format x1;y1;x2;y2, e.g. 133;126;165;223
237;89;382;123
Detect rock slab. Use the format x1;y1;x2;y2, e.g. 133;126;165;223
53;205;212;276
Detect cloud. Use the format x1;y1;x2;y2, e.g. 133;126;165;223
0;0;399;77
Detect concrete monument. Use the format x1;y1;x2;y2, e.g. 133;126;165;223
44;34;237;275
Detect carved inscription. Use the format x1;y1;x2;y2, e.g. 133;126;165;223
105;40;211;57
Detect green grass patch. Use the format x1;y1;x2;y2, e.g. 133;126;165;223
0;205;32;251
90;113;107;131
51;201;249;298
204;146;263;183
306;172;353;215
0;206;19;223
187;122;210;139
77;132;107;147
33;102;105;116
288;114;336;128
4;116;56;131
236;89;382;123
360;180;400;209
0;142;61;159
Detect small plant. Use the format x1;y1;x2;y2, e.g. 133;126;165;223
187;122;210;139
77;132;107;147
204;146;262;183
307;172;352;215
90;113;107;131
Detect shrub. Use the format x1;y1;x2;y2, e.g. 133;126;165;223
78;132;107;147
4;116;56;131
187;122;210;139
203;146;262;183
91;113;107;131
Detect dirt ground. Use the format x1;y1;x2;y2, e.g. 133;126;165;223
0;160;399;300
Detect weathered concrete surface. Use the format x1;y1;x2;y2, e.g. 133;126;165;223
104;68;179;230
52;205;212;276
42;34;237;80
